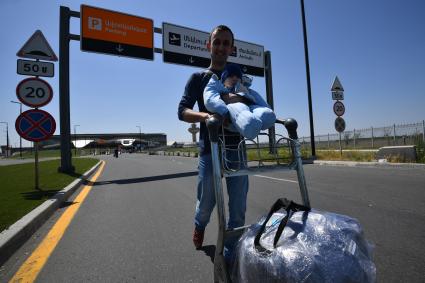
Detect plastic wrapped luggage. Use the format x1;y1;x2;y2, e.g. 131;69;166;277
232;198;376;283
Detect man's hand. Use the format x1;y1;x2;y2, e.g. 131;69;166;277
221;93;248;104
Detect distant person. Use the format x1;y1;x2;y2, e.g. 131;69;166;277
203;63;276;139
178;25;248;265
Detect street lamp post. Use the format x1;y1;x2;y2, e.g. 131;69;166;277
300;0;316;157
73;124;80;156
0;122;9;158
11;100;23;158
136;125;142;152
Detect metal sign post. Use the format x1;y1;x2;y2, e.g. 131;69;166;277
34;142;40;190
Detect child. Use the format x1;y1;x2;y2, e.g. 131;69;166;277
203;63;276;139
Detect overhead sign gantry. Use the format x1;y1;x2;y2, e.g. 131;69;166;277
58;5;274;173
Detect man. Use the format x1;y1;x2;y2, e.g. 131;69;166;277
177;25;249;262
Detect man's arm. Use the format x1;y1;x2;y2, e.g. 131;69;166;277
181;108;210;123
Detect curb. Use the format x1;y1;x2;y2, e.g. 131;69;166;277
0;160;103;267
311;160;425;168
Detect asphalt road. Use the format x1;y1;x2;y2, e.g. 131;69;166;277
1;154;424;282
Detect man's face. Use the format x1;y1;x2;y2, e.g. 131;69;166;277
207;30;233;66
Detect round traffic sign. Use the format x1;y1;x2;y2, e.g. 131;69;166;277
335;117;346;133
15;109;56;142
16;77;53;108
333;101;345;116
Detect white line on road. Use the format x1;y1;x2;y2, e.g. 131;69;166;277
254;174;298;183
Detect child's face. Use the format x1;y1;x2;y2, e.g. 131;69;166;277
224;75;241;88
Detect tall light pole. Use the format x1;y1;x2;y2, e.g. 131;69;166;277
0;122;9;158
11;100;23;158
73;124;80;156
136;125;142;152
300;0;316;157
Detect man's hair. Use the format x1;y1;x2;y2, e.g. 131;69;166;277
209;25;234;46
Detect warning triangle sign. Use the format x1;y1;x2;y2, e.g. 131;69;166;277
331;76;344;92
17;30;58;61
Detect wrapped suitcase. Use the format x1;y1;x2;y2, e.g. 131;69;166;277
232;198;376;283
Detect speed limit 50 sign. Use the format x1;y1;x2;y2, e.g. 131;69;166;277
17;59;54;77
16;77;53;108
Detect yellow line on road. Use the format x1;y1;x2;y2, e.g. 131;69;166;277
9;161;105;283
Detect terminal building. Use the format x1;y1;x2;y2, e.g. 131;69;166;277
39;132;167;153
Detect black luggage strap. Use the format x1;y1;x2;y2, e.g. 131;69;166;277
254;198;310;251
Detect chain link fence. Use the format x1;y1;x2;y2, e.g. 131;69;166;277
300;120;425;150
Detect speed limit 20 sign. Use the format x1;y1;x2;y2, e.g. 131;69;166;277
333;101;345;116
16;77;53;108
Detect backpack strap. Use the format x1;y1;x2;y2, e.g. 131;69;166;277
200;70;215;91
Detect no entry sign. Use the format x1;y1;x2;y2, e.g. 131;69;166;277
15;109;56;142
16;77;53;108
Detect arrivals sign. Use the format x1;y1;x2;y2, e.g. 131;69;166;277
81;5;154;60
162;23;265;76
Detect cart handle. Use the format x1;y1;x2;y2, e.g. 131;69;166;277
206;116;300;142
275;118;298;140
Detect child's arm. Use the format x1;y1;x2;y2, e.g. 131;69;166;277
203;74;229;116
248;88;272;108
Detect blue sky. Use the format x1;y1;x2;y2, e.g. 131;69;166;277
1;0;424;147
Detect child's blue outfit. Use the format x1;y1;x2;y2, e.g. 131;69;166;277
203;64;276;139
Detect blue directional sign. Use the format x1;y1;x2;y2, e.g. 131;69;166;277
15;109;56;142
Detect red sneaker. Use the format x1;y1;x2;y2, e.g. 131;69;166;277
193;228;205;249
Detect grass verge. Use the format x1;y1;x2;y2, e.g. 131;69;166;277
0;158;99;232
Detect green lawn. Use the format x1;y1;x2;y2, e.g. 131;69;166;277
0;158;99;232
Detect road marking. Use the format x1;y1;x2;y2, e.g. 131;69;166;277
254;174;298;183
9;161;106;283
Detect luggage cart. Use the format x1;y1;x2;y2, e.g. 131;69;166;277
206;116;311;283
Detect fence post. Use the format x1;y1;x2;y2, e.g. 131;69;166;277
353;129;356;149
422;120;425;143
393;124;396;145
371;127;374;149
327;133;330;149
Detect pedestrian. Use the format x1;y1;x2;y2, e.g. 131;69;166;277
177;25;249;264
203;63;276;139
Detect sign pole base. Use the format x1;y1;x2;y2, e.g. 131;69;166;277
35;142;41;191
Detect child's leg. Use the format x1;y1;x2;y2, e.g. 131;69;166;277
250;105;276;130
227;103;262;139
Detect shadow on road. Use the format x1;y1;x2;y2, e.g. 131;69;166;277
21;190;60;200
199;245;216;263
92;171;198;186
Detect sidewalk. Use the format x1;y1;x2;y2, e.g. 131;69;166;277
311;159;425;168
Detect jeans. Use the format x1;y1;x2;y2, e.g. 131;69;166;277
195;151;249;261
